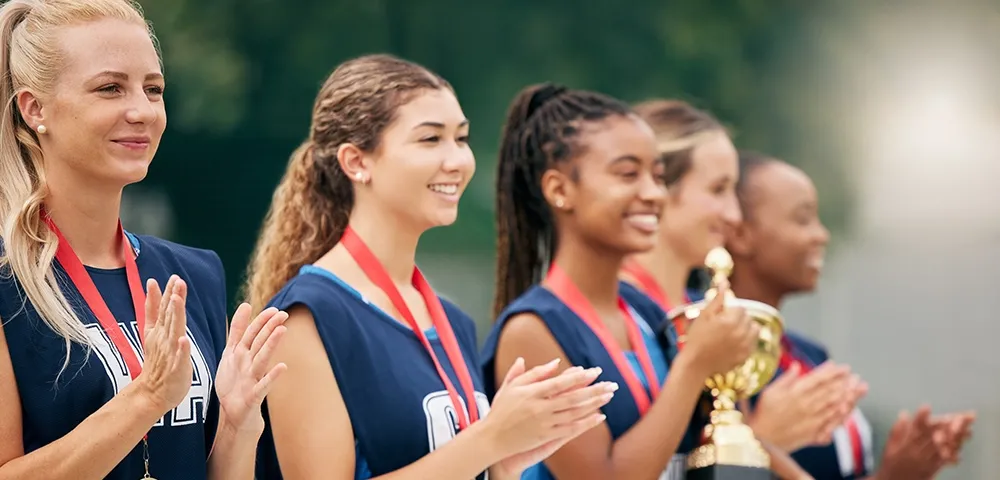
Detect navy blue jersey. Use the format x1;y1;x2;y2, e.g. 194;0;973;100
480;282;704;480
752;331;874;480
256;265;491;479
0;233;227;480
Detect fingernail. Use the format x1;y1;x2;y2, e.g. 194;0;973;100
588;367;603;376
547;358;561;367
604;382;619;392
601;392;615;402
596;414;607;422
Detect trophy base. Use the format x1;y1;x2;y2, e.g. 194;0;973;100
687;464;775;480
686;410;772;479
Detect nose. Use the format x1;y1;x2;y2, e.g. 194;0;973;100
639;171;667;205
814;221;830;247
441;140;475;173
123;92;158;125
721;191;743;227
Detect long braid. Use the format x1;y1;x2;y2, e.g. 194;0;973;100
492;83;631;319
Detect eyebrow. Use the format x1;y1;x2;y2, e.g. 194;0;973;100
90;71;164;82
610;155;641;165
412;119;470;130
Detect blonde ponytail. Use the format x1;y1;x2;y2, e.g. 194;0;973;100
0;0;153;373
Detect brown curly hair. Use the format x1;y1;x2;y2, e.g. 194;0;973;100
243;54;451;310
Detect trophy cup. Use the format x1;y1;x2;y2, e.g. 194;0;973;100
666;247;785;480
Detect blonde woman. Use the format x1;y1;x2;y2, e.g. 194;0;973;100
0;1;285;479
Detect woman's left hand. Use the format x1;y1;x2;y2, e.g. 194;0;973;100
214;304;289;436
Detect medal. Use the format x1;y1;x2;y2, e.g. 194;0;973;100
141;437;156;479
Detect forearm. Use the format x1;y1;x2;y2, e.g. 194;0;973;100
374;419;502;480
606;354;708;478
207;421;261;480
486;466;520;480
0;383;163;480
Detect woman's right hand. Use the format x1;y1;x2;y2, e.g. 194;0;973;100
682;281;759;377
483;358;616;477
748;361;866;452
876;407;948;480
133;275;195;415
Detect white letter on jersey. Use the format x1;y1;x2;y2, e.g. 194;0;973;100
85;317;212;428
422;390;491;450
168;326;212;426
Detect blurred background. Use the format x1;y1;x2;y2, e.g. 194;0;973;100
126;0;999;477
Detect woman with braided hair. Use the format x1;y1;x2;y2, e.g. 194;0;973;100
479;83;758;480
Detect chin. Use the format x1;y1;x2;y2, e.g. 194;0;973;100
108;156;152;182
425;211;459;228
796;276;820;293
109;167;150;187
622;235;657;255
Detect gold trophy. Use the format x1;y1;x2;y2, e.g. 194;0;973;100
666;247;784;480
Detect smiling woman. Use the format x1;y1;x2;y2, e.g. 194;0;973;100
0;1;287;479
245;54;614;480
479;84;758;480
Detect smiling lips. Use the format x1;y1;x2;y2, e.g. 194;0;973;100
428;183;461;203
805;253;825;271
112;136;150;151
626;213;660;234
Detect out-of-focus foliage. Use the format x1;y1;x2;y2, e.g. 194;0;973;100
136;0;857;303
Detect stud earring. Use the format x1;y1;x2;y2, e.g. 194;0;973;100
354;172;362;181
555;199;565;208
37;125;47;134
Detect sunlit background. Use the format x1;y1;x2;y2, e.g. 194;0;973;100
124;0;1000;477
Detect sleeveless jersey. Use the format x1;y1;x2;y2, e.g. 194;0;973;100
255;265;491;479
751;330;875;480
0;233;227;479
480;282;703;480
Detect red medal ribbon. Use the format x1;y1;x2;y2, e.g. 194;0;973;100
47;217;149;448
621;261;690;347
547;264;660;415
779;338;865;476
47;217;146;378
341;226;479;430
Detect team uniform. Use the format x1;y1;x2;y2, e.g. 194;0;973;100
0;231;227;479
480;274;703;480
754;331;875;480
256;228;491;480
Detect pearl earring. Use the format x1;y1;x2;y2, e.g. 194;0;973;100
555;199;565;208
354;172;362;181
37;125;47;134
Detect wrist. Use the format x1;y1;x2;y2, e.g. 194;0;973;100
674;349;712;382
467;416;508;468
124;379;172;420
217;412;264;441
746;407;785;451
